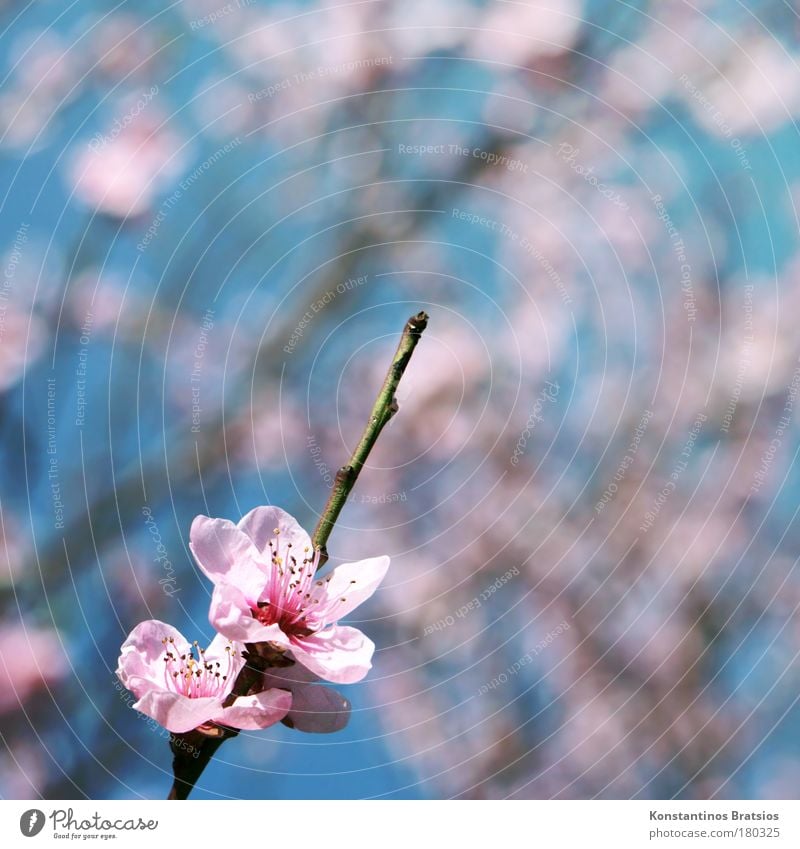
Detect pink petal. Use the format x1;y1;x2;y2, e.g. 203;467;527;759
264;665;350;733
216;688;292;730
209;582;291;646
315;555;390;622
189;515;265;597
133;690;221;733
201;632;247;683
290;625;376;684
117;620;190;698
238;506;312;554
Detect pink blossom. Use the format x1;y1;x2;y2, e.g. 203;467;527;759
116;619;291;734
0;626;66;714
0;305;45;393
190;506;389;684
263;663;351;734
70;111;183;219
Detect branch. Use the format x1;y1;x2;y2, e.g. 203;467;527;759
167;729;232;800
312;310;429;566
166;311;429;798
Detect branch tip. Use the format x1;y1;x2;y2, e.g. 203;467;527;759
311;311;429;558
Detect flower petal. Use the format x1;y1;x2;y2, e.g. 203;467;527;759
133;690;220;733
238;506;312;554
216;688;292;730
209;582;292;646
117;620;190;698
189;515;265;597
264;665;351;733
314;555;390;623
200;632;247;685
290;625;376;684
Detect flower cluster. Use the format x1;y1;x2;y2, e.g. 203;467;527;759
116;506;389;735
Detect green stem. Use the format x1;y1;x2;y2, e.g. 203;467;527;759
166;311;428;798
311;310;429;566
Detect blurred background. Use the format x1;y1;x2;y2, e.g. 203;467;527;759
1;0;800;800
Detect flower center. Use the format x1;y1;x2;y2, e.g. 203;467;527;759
161;636;236;699
249;529;322;635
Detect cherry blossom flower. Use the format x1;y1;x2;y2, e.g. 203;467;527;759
190;506;390;684
116;620;290;734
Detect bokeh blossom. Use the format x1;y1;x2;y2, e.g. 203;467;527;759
70;110;183;219
0;626;66;714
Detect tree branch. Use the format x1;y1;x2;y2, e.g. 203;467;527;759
166;310;428;798
311;311;429;566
